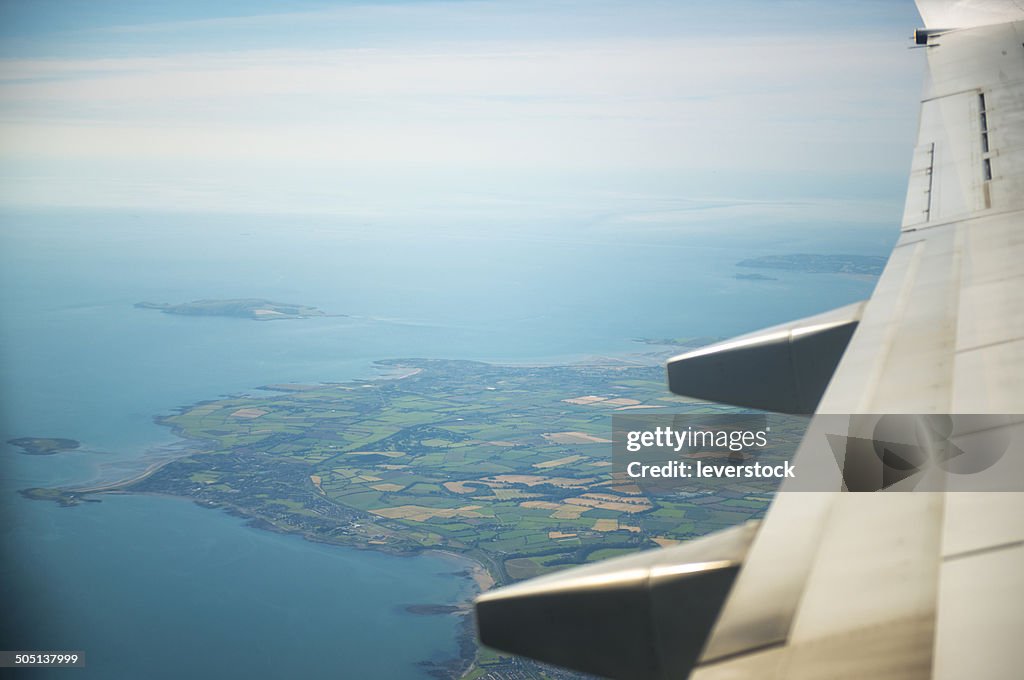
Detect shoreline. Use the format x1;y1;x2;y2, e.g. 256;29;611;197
92;488;493;678
20;354;667;678
51;488;487;679
373;365;424;380
54;351;667;499
427;549;498;593
62;431;213;495
77;484;502;592
70;454;184;494
44;460;501;679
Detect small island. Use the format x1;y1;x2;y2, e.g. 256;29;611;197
734;273;778;281
135;299;334;321
737;254;886;276
7;437;81;456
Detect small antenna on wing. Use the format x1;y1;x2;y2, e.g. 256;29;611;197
911;27;952;48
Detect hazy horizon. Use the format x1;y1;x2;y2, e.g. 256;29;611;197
2;1;923;229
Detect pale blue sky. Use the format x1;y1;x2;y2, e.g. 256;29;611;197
0;1;925;227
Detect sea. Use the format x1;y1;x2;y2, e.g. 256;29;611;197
0;207;890;678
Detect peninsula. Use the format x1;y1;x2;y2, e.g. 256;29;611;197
23;359;793;581
21;358;800;678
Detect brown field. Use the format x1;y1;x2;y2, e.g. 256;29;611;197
533;454;586;469
592;519;619;532
603;398;641;406
443;481;475;494
347;450;405;458
371;505;484;521
545;477;597;488
230;408;269;419
492;488;538;500
562;396;607;405
520;500;561;510
549;531;577;539
542;432;612;444
552;506;589;519
371;483;405;492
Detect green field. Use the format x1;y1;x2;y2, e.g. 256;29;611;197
82;358;783;585
21;357;795;679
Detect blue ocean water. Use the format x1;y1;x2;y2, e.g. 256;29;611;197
0;207;890;678
2;494;474;679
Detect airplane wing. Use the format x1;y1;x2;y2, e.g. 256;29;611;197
474;1;1024;678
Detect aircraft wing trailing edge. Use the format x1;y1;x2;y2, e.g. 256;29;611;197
475;0;1024;677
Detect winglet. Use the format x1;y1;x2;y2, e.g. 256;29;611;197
667;301;864;414
475;522;758;680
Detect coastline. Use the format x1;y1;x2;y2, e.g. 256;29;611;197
428;549;497;593
19;354;669;678
70;451;188;493
52;484;495;678
40;454;501;679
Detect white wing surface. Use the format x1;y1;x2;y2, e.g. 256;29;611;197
476;2;1024;677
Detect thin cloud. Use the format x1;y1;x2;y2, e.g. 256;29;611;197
0;1;923;217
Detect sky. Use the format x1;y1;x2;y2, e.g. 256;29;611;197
0;0;925;226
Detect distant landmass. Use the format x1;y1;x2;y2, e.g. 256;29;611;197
635;336;721;349
737;254;886;275
734;272;778;281
405;604;466;616
8;437;81;456
135;299;336;321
